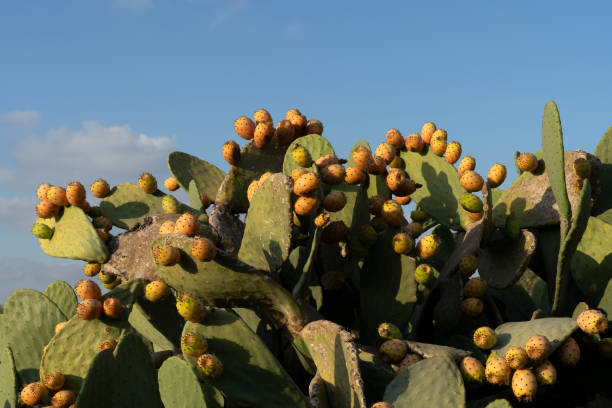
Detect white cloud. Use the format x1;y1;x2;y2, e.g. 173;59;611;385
0;196;36;231
0;110;40;127
12;120;177;187
112;0;151;9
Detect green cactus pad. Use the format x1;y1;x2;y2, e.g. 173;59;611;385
542;100;571;219
0;289;67;385
360;227;417;344
592;125;612;220
74;349;116;407
152;234;304;334
113;332;164;407
128;296;184;351
300;320;367;408
0;347;18;408
158;356;223;408
383;352;465;407
283;133;336;176
188;180;204;212
217;139;287;212
37;206;109;263
40;280;145;392
477;230;537;289
44;281;78;318
168;151;225;201
516;268;550;314
404;340;470;362
357;348;395;404
597;278;612;316
439;220;483;279
100;182;198;229
233;307;281;359
182;311;310;408
309;371;330;408
485;399;512;408
491;317;577;358
399;147;471;230
571;216;612;297
237;173;293;273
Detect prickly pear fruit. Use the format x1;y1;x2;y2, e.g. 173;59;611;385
323;191;347;212
43;371;65;391
410;209;428;222
314;213;331;228
459;356;485;389
577;309;608;334
445;141;462;163
395;195;411;205
320;164;346;185
511;369;538;402
20;382;48;406
379;339;408;363
516;152;539;172
103;297;123;319
473;326;497;349
572;157;591;179
153;245;181;266
103;277;121;290
181;331;208;356
460;193;484;213
197;353;223;379
292;144;313;167
421;122;436;144
466;209;483;222
414;264;434;284
461;297;484;317
79;199;91;213
289;113;307;136
344;166;366;185
222;140;241;165
416;234;441;259
463;277;487;297
234;115;255;140
371;402;393;408
159;220;175;235
392;232;413;255
32;223;53;239
459;254;478;279
397;354;423;373
164;176;180;191
66;181;86;207
176;293;206;323
160;195;180;214
533;360;557;386
367;196;386;216
460;170;485;192
99;339;118;352
253;108;272;124
505;346;529;369
52;389;76;407
525;335;552;363
275;119;295;145
457;156;476;177
254;121;273;148
98;271;117;285
36;199;60;219
192;237;216;262
290;168;308;183
76;298;103;320
487;163;507;188
378;322;402;340
485;356;511;386
315;154;341;169
174;213;199;237
247;179;260;202
431;128;447;142
145;280;171;302
92;216;112;231
367;156;387;175
45;185;68;207
75;279;102;300
306;119;323;135
97;228;111;243
138;172;158;194
429;137;447;157
352;146;372;170
405;133;424;152
321;221;348;244
286;108;301;119
293;196;320;216
55;321;67;334
374;142;396;164
91;178;111;198
36;183;52;201
388;155;404;170
406;222;423;238
384;128;404;150
381;200;403;227
293;173;320;196
555;337;580;366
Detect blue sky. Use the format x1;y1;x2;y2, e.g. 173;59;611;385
1;0;611;302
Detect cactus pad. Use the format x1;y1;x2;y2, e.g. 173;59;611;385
37;206;109;263
283;134;336;176
571;215;612;297
300;320;367;408
158;356;222;408
168;151;225;201
44;280;78;318
128;296;184;351
74;349;116;407
0;347;18;408
182;311;310;408
592;125;612;220
238;173;293;273
404;340;470;362
542;100;571;218
383;352;465;407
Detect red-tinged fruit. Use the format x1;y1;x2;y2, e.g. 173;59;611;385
181;331;208;356
20;382;48;406
75;279;102;300
505;346;529;369
234;115;256;140
51;389;76;408
99;339;118;352
385;128;404;150
66;181;86;207
222;141;241;166
36;200;60;219
103;297;123;319
192;236;216;262
473;326;497;349
76;299;102;320
196;353;223;379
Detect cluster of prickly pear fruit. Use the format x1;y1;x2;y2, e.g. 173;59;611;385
3;101;611;407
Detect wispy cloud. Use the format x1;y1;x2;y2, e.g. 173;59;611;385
0;110;40;127
12;120;177;188
112;0;151;10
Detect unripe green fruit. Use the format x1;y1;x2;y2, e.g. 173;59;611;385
197;353;223;379
414;264;434;284
292;145;313;167
392;232;413;255
460;193;483;213
459;254;478;279
377;322;402;340
410;209;428;222
176;293;206;323
138;172;158;194
32;223;53;239
161;195;181;213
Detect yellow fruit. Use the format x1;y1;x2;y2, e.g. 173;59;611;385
405;133;424;152
234;116;256;140
516;152;539;172
421;122;436;144
293;196;320;216
254;122;274;148
164;177;180;191
352;146;372;170
392;232;413;254
457;156;476;177
253;108;272;124
174;213;200;236
381;200;403;227
430;138;447;157
191;237;216;262
385;128;404;151
460;170;485;192
222;140;241;165
445;141;462;164
344;166;366;185
306;119;323;135
487;163;507;187
293;173;320;196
